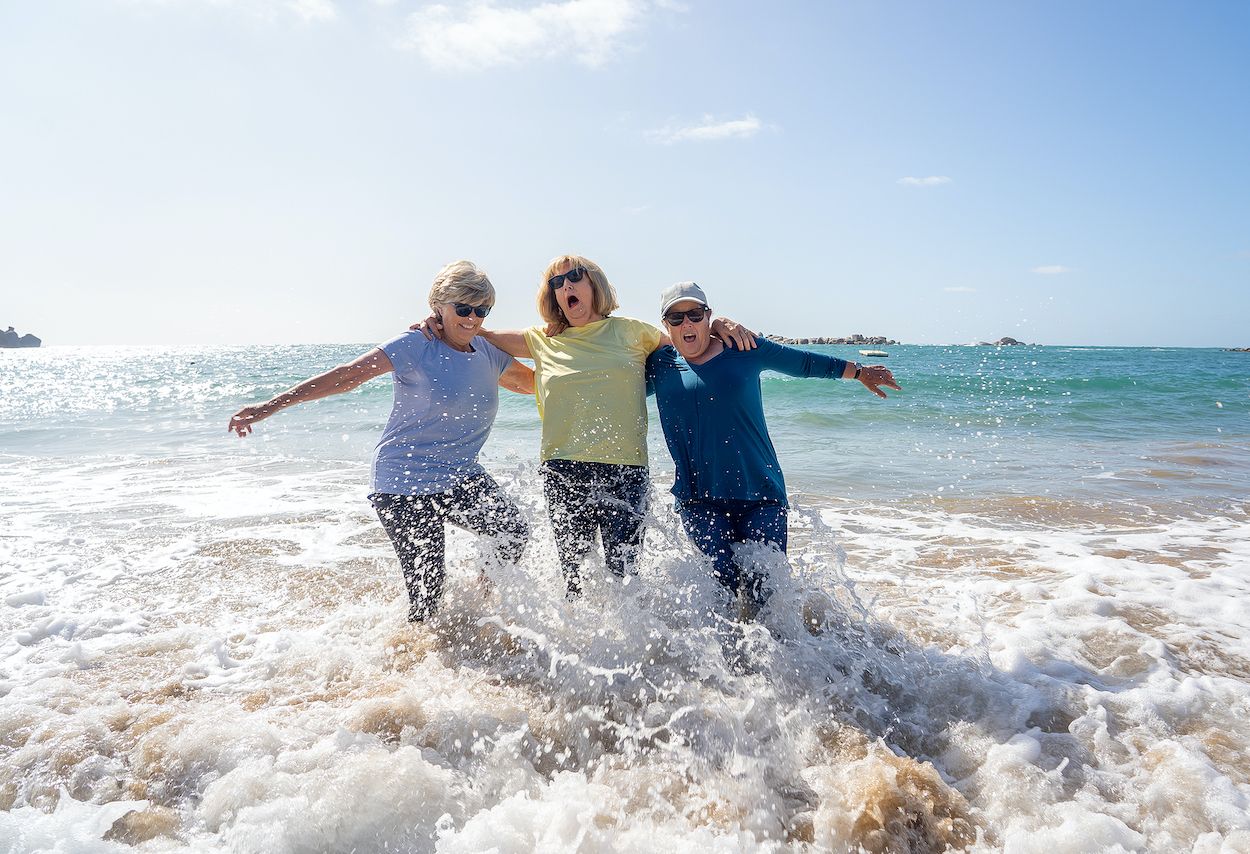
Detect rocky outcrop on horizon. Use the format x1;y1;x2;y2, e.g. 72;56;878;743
1;327;41;348
1226;347;1250;352
756;334;1039;347
763;333;898;346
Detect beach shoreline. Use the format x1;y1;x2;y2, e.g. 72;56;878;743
2;343;1248;851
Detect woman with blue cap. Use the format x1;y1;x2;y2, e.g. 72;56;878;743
646;281;900;620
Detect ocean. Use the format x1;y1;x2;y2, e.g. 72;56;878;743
1;342;1248;852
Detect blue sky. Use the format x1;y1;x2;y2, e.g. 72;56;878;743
2;0;1247;346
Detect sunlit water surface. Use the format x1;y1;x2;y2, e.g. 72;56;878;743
1;344;1248;852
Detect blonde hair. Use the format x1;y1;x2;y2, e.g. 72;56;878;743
428;260;495;312
536;254;619;335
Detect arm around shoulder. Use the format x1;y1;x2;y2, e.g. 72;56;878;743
499;359;535;395
710;315;758;350
479;328;532;359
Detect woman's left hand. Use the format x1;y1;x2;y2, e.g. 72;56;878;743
858;365;902;399
711;316;758;350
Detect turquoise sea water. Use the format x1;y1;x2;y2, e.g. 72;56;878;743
2;343;1249;852
3;343;1247;510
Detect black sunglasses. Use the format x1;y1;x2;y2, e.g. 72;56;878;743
663;306;709;326
547;266;587;290
452;302;491;318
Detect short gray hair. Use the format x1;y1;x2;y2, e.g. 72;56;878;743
428;260;495;311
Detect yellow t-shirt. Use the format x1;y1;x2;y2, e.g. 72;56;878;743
522;317;664;466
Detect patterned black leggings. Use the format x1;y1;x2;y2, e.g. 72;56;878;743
371;474;528;622
540;459;649;596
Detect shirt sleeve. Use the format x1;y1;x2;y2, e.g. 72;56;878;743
379;331;424;375
644;348;661;397
521;326;546;368
753;337;849;379
481;339;514;377
619;317;664;356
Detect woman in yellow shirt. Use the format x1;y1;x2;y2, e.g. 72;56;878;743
474;254;753;597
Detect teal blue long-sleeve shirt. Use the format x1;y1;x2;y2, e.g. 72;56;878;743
646;337;849;506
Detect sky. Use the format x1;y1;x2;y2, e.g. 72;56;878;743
1;0;1248;347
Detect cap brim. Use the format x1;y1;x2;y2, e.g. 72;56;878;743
661;298;708;314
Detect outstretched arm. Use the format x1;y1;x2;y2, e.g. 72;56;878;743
228;349;393;437
756;339;902;398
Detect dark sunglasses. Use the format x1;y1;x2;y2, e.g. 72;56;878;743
452;302;491;318
663;306;709;326
547;266;587;290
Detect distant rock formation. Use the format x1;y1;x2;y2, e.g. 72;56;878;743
973;337;1027;346
763;333;898;346
1226;347;1250;352
1;326;41;348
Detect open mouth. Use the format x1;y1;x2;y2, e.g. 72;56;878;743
682;331;698;343
566;294;581;310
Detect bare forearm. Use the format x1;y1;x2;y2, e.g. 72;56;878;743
263;367;359;414
499;360;535;395
271;373;346;408
479;329;531;359
230;349;391;437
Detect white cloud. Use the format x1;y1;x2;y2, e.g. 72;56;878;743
944;286;976;293
1031;265;1072;275
402;0;654;71
288;0;336;21
646;114;763;144
897;176;952;187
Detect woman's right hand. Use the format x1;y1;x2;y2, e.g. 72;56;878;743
228;405;269;437
410;314;443;341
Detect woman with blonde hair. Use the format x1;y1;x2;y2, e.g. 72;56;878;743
421;254;753;597
230;260;535;623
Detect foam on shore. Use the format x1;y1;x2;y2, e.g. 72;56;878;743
3;452;1249;852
